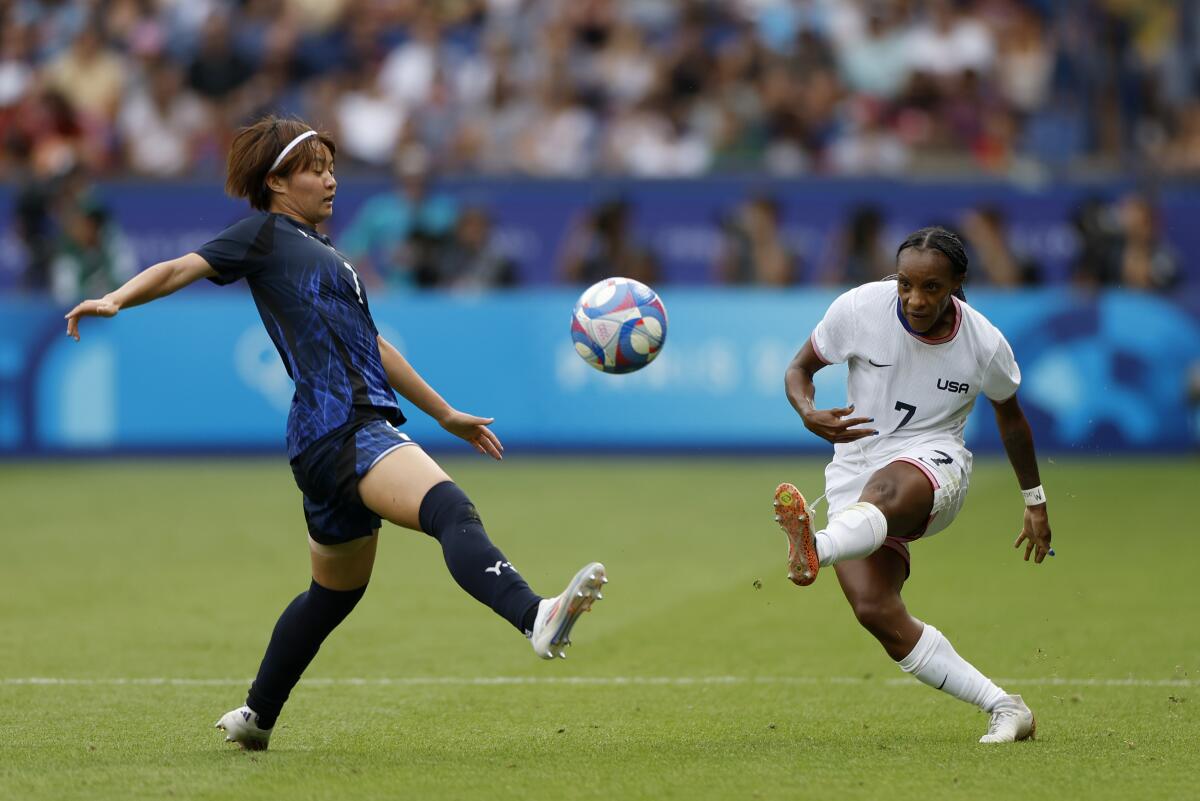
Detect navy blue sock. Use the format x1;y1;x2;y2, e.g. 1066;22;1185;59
419;481;542;634
246;579;366;729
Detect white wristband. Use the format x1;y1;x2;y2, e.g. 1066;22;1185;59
1021;485;1046;506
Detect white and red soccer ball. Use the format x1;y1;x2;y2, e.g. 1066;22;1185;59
570;277;668;374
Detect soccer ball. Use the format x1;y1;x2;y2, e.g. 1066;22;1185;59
570;277;668;374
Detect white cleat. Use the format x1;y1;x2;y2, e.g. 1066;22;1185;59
979;694;1036;743
215;705;272;751
529;561;606;660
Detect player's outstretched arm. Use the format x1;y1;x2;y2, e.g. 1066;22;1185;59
65;253;217;341
991;393;1053;563
376;335;503;460
785;338;877;444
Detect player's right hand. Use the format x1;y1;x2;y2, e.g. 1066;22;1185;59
65;297;120;341
801;404;878;444
1014;505;1052;564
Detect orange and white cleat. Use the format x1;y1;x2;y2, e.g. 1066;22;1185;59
774;483;818;586
529;561;606;659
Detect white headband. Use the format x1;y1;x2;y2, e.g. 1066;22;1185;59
269;130;317;172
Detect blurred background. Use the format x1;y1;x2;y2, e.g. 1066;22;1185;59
1;0;1198;456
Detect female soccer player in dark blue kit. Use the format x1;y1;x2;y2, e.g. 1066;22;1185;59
64;116;606;751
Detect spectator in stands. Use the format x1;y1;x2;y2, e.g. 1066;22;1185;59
12;87;102;175
960;205;1041;287
448;37;531;174
831;3;911;100
605;98;713;177
1157;101;1200;174
418;207;518;290
517;75;597;177
819;204;892;286
905;0;995;81
560;197;659;286
338;145;458;288
7;136;57;292
1072;192;1178;292
828;98;909;175
667;5;721;101
0;18;34;114
50;196;136;304
42;25;126;124
334;59;408;168
1116;193;1179;292
994;3;1053;116
377;8;456;109
186;12;252;101
715;195;796;286
118;58;210;177
234;19;306;124
760;61;812;175
186;11;254;101
1071;197;1125;289
595;21;657;110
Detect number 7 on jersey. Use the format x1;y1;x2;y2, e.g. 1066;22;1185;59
342;261;364;305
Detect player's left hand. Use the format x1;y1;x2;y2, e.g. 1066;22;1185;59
1013;505;1052;563
439;410;504;460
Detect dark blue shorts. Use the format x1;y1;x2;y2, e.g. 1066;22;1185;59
289;419;417;545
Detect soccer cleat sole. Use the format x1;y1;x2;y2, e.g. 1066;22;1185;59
774;483;818;586
547;562;606;658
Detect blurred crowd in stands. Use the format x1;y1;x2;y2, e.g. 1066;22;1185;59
4;0;1198;179
0;0;1194;298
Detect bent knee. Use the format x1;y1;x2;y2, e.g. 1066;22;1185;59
859;477;901;510
859;465;933;530
848;595;907;635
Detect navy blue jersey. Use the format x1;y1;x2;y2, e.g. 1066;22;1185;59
195;212;404;458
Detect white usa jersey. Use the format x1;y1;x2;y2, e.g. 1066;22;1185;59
810;280;1020;464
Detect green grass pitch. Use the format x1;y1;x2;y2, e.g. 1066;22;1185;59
1;456;1196;800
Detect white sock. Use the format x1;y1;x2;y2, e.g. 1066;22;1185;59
897;623;1006;712
814;502;887;566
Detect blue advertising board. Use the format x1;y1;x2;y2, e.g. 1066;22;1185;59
2;288;1198;455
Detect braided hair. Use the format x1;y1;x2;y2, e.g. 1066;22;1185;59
896;226;968;301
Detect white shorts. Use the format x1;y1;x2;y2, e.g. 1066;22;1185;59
824;441;972;569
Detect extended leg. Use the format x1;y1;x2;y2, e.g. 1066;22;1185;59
834;548;1033;742
358;445;540;632
358;444;605;657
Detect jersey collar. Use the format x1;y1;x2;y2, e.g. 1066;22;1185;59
277;213;333;246
895;296;961;344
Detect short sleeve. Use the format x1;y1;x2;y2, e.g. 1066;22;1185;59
810;288;857;365
195;214;274;286
982;333;1021;401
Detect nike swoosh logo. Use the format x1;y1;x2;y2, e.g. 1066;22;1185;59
936;675;948;690
868;359;893;367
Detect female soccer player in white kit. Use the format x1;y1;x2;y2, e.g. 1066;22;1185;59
775;226;1053;743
